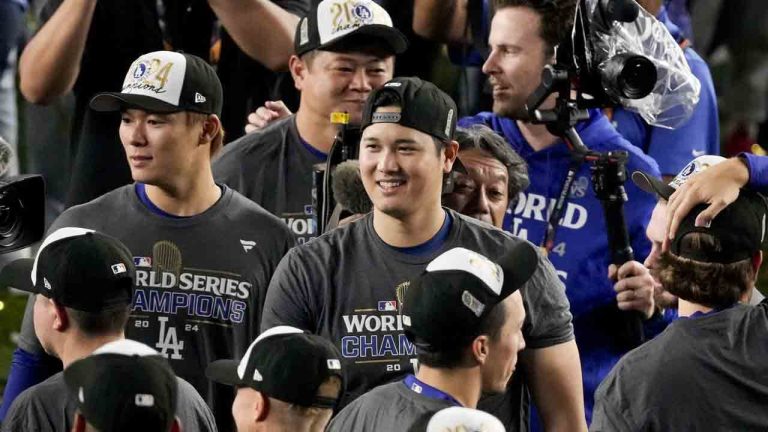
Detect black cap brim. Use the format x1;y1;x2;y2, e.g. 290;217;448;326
497;242;538;296
0;258;36;294
631;170;674;200
90;93;182;114
320;24;408;55
205;359;242;387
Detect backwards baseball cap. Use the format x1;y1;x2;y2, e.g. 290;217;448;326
2;227;134;312
90;51;222;116
670;189;768;264
294;0;408;57
64;339;178;432
408;407;506;432
361;77;458;142
632;155;726;201
402;245;537;351
206;326;344;408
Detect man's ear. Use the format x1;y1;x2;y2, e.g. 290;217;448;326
71;411;87;432
254;391;270;422
170;416;183;432
470;335;490;365
52;301;69;332
289;55;308;92
442;140;460;174
199;114;221;144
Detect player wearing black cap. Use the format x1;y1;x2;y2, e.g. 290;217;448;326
11;51;294;431
262;77;577;428
212;0;407;244
328;246;532;431
207;326;344;432
1;228;216;432
592;190;768;431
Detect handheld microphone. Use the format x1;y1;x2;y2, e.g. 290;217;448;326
331;160;372;215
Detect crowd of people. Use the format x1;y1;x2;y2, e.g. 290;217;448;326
0;0;766;431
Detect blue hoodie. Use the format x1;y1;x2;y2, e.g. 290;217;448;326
460;110;670;423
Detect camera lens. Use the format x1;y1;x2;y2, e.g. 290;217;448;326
0;188;23;248
600;53;657;100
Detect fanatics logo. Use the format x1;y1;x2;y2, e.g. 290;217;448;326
240;240;256;253
194;92;206;103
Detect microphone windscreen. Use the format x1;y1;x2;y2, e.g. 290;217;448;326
332;160;372;214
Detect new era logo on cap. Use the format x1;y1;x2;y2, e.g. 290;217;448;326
194;92;206;103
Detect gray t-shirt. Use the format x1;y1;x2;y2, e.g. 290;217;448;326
213;115;325;244
327;380;454;432
591;303;768;431
1;371;217;432
262;209;573;429
17;184;295;430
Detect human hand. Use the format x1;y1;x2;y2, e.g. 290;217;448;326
244;100;292;134
664;157;749;249
609;261;655;319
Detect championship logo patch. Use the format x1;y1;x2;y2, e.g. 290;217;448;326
352;3;373;23
134;257;152;268
377;300;397;312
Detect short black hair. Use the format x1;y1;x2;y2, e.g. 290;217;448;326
416;300;507;369
455;125;529;197
370;91;446;153
66;305;131;337
492;0;577;55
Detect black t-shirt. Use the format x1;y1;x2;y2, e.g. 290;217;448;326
262;209;574;429
213;115;323;244
592;303;768;431
18;184;295;430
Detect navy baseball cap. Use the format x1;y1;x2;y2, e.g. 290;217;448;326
207;326;344;408
402;245;536;351
2;227;134;312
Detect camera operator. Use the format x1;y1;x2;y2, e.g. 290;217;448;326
8;51;295;431
327;247;530;431
212;0;407;244
591;188;768;431
458;0;664;424
261;76;582;431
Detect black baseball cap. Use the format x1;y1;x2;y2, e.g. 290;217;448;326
206;326;344;408
294;0;407;57
670;189;768;264
64;340;178;432
90;51;223;116
402;245;537;351
362;77;458;142
2;227;134;312
632;155;726;201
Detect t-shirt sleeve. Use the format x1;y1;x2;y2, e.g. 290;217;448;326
1;388;51;432
261;248;317;332
175;378;219;432
521;248;574;349
589;371;636;432
741;153;768;192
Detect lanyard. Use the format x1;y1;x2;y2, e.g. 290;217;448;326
541;152;586;254
403;375;463;407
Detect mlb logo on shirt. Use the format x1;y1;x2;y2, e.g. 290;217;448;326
378;300;397;312
133;257;152;267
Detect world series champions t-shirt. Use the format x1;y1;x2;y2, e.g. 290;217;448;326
213;115;325;244
460;110;665;423
261;209;574;429
16;184;295;430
